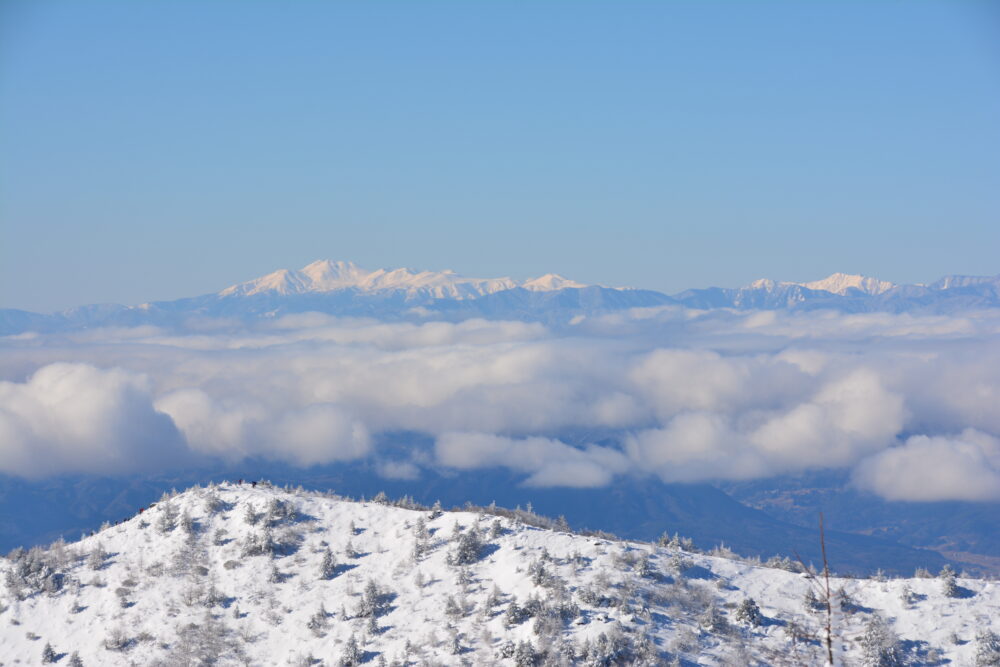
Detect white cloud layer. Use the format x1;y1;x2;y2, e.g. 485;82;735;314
1;308;999;501
0;363;186;477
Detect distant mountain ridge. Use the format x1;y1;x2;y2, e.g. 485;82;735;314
675;271;1000;313
218;259;587;300
2;261;999;334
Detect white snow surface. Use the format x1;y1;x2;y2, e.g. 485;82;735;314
219;261;587;300
1;483;997;666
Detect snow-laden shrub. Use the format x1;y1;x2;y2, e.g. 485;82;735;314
5;545;63;598
975;629;1000;667
103;626;131;651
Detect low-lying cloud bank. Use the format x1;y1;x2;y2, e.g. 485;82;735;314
2;308;1000;502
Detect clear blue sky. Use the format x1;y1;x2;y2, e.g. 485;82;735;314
2;1;999;312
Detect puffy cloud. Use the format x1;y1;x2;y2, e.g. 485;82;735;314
852;430;1000;501
155;389;370;466
435;432;630;488
748;369;905;469
623;413;770;482
0;363;187;477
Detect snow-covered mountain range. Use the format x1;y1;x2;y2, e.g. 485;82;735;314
2;261;999;335
218;260;587;300
3;482;997;666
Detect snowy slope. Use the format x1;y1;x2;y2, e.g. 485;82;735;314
2;483;997;666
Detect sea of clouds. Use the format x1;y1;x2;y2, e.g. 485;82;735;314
2;306;999;502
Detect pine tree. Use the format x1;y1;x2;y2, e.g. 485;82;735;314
734;597;763;627
180;510;195;535
320;547;337;579
514;639;537;667
87;543;107;570
860;615;903;667
445;594;463;619
504;597;525;627
340;634;362;666
307;604;328;636
41;642;57;664
68;651;84;667
157;502;178;534
940;564;960;598
243;503;259;525
448;527;483;566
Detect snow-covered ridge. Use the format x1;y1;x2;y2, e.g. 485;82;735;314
746;273;896;296
2;483;997;665
219;260;588;300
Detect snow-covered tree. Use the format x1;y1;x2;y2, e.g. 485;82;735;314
243;503;259;525
860;615;903;667
41;642;57;663
940;565;960;598
734;597;763;627
320;547;337;579
340;634;362;666
356;578;383;618
514;639;537;667
448;526;484;566
87;543;107;571
157;502;179;534
445;594;463;619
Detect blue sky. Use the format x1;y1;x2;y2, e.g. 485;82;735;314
2;1;998;312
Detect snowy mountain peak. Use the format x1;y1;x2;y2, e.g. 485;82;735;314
742;273;895;296
800;272;895;296
747;278;777;291
218;261;593;300
522;273;587;291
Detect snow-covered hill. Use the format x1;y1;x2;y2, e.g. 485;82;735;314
2;483;997;666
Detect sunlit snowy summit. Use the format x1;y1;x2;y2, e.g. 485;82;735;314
219;260;588;300
2;482;997;666
746;273;896;297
